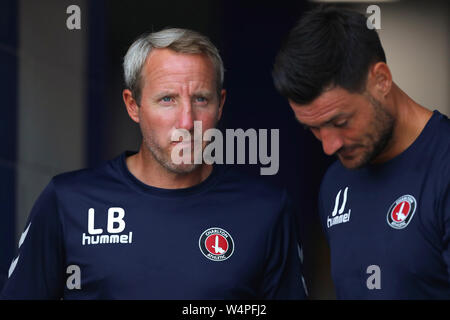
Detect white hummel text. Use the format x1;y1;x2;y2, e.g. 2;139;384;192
327;187;352;228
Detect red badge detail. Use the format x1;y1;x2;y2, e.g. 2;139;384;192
205;234;228;255
392;201;411;222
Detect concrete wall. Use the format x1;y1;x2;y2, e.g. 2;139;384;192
16;0;86;241
346;0;449;116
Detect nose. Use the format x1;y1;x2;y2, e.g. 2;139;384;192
177;101;195;132
317;127;344;156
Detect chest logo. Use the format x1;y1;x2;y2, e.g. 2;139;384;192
199;227;234;261
386;195;417;229
82;207;133;245
327;187;351;228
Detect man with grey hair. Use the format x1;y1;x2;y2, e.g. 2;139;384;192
1;28;307;299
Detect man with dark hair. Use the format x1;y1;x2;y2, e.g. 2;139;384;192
273;6;450;299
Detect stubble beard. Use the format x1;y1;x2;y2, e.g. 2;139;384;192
144;136;200;174
347;94;396;169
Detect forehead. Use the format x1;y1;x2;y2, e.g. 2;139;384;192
143;48;215;88
289;88;361;125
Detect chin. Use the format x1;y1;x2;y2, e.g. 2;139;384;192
165;162;201;174
338;155;367;170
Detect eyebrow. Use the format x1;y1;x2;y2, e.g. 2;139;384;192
154;91;178;99
154;90;214;99
192;90;214;98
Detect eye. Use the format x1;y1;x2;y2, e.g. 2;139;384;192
194;96;208;105
334;120;348;128
159;96;175;106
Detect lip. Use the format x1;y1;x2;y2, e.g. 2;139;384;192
170;140;201;145
338;146;360;158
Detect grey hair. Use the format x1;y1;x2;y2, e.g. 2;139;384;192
123;28;224;104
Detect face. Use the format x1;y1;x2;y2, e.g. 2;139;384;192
289;87;395;169
125;48;225;174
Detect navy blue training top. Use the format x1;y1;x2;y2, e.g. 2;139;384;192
1;152;306;299
319;110;450;299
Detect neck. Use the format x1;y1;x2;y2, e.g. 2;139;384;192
125;145;213;189
372;83;433;164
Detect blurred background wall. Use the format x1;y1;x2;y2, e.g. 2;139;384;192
339;0;449;116
0;0;448;299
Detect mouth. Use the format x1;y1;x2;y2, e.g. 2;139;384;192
170;140;202;146
338;145;362;159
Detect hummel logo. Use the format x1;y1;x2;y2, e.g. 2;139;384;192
327;187;352;228
82;207;133;245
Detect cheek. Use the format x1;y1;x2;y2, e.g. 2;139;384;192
196;108;220;130
343;127;373;149
143;104;179;125
342;129;361;145
139;109;175;140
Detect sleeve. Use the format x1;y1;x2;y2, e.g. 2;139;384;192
318;183;330;243
260;190;307;300
0;179;65;299
439;166;450;283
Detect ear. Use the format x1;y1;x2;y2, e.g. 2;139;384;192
123;89;140;123
367;62;392;100
217;89;226;121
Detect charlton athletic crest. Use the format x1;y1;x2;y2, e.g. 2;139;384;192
386;195;417;229
199;227;234;261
